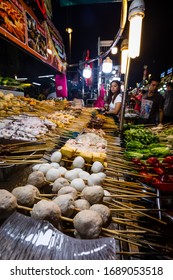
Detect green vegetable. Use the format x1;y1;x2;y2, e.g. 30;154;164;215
126;140;145;150
148;143;165;149
150;147;170;157
124;151;144;160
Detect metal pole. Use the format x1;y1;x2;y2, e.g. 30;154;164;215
119;56;131;132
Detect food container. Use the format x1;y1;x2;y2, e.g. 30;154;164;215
153;183;173;192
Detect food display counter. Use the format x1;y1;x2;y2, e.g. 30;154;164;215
0;94;173;260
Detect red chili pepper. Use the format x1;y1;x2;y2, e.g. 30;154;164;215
146;157;159;166
152;177;161;184
162;156;173;164
153;167;166;175
131;158;143;166
139;172;153;183
139;165;148;172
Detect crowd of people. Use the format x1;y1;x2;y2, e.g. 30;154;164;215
97;77;173;126
24;76;173;126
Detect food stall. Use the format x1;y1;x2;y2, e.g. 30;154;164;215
0;1;173;261
0;93;173;259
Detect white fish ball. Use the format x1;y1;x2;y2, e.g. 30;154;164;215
72;156;85;168
46;168;61;182
65;169;79;181
32;164;41;171
58;166;67;176
50;151;62;162
50;162;60;169
78;170;90;180
71;178;85;192
87;173;103;186
38;163;51;175
91;161;104;173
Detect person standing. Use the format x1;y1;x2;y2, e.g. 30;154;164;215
104;80;122;122
137;77;164;125
163;82;173;123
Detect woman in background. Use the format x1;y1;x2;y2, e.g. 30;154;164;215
104;80;122;122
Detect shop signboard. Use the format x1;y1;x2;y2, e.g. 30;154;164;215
0;0;66;72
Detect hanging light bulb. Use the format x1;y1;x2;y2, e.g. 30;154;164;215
102;57;113;73
111;47;118;55
83;65;92;79
121;39;128;74
128;0;145;58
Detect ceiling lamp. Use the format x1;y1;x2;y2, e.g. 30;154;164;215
83;65;92;79
102;57;113;73
128;0;145;58
120;39;128;74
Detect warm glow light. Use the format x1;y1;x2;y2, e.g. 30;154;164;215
111;47;118;55
83;65;92;78
102;57;113;73
66;27;73;34
128;15;142;58
128;0;145;59
121;39;128;74
121;49;128;74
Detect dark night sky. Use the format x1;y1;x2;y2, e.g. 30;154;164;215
52;0;173;87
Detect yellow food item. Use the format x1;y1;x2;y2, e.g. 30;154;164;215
92;152;107;164
60;145;76;159
78;151;93;164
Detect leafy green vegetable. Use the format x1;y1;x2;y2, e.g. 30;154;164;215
150;147;170;157
126;140;145;150
124;151;144;160
148;143;165;149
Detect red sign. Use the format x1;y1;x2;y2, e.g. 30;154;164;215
0;0;66;72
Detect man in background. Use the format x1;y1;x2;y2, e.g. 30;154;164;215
137;77;164;125
163;82;173;123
